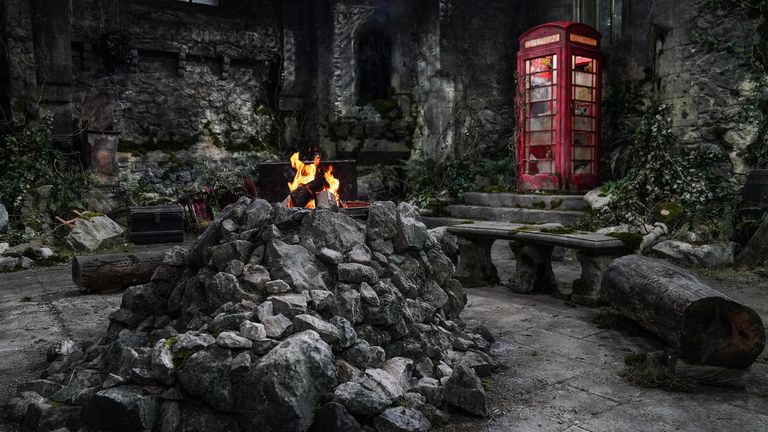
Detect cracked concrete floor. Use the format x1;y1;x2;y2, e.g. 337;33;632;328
0;242;766;432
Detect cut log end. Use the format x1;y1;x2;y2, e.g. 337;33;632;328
602;255;766;369
681;298;766;369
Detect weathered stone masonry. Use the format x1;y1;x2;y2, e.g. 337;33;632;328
1;0;761;195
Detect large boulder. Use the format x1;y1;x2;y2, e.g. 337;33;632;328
299;210;366;252
0;202;8;232
312;402;361;432
83;386;160;432
367;201;398;240
442;364;487;416
234;330;337;431
266;239;327;292
394;203;428;252
374;407;432;432
651;240;736;268
333;381;392;417
584;187;612;209
737;218;768;268
176;347;235;412
67;215;124;252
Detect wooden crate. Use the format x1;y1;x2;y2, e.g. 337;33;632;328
128;205;185;244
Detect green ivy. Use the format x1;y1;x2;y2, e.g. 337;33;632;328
404;155;516;208
582;103;738;235
0;114;89;233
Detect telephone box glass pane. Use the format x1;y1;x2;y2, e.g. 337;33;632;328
530;86;553;102
573;132;593;146
574;71;594;86
573;86;594;101
528;115;554;131
524;54;558;176
573;160;594;174
570;54;598;176
527;131;554;145
573;116;594;131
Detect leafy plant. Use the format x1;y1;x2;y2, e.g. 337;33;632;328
404;158;478;208
582;103;738;235
0;113;89;239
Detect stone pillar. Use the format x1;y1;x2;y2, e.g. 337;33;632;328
455;236;499;288
32;0;73;138
509;241;557;294
3;0;38;126
571;251;622;306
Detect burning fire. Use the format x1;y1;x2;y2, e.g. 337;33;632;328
287;152;340;208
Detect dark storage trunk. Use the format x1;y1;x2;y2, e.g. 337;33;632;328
128;205;185;244
742;169;768;209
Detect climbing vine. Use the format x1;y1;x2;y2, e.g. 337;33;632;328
583;103;738;235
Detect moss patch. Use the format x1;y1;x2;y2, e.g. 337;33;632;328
173;349;192;368
621;353;698;393
550;198;563;209
657;201;684;224
539;226;577;234
607;232;643;252
164;337;178;349
78;211;104;220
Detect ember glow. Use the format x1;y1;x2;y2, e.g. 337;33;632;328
287;152;340;208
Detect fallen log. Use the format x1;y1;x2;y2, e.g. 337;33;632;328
602;255;765;369
72;249;168;293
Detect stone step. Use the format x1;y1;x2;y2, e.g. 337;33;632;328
462;192;588;211
447;205;584;226
420;216;472;229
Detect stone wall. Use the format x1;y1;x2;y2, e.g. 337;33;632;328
2;0;761;202
1;0;283;203
69;0;281;145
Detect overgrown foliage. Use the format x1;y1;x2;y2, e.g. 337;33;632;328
582;103;738;236
404;155;516;208
0;114;89;237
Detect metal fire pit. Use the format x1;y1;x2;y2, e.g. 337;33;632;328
340;201;370;220
256;160;358;204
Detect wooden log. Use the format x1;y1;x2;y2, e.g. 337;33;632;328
316;190;338;211
72;249;168;293
289;185;313;208
602;255;765;369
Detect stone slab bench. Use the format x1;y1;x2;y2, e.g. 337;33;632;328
446;221;630;305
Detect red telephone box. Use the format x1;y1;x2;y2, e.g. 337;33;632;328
517;21;602;191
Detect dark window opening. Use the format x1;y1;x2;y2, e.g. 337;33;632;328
573;0;622;44
356;29;392;104
177;0;219;6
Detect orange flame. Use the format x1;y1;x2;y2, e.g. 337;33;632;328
287;152;340;208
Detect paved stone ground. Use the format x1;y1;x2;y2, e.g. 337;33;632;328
0;242;766;431
439;242;768;432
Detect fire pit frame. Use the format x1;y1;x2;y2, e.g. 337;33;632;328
256;159;358;204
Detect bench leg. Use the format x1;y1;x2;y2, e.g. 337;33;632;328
455;236;499;287
509;242;557;294
571;252;620;306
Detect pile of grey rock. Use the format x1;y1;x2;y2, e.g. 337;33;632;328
7;198;496;432
0;240;56;272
